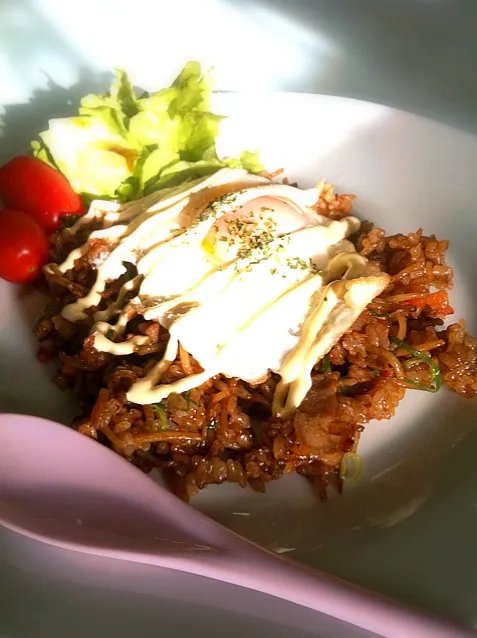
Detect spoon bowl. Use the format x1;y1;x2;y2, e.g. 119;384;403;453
0;413;472;638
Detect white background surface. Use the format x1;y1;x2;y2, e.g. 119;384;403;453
2;0;477;133
1;1;477;636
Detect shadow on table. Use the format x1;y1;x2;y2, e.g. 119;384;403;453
0;68;113;163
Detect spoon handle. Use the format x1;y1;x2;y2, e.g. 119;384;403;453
1;501;471;638
197;547;472;638
0;501;217;554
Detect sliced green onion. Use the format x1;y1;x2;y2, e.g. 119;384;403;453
402;378;441;392
403;357;422;371
184;389;191;409
322;354;331;373
34;313;45;328
369;309;389;318
152;403;168;429
184;389;200;410
391;337;441;393
339;452;363;483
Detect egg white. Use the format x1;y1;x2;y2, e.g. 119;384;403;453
53;169;389;413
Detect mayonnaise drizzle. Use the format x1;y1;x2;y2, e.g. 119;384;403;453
273;254;389;416
59;174;303;321
53;169;389;415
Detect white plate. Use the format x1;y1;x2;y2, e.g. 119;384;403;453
1;92;477;619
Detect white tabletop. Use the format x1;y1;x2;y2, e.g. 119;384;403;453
1;0;477;141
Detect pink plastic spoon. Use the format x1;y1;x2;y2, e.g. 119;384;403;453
0;413;471;638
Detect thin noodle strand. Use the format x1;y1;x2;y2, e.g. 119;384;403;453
367;345;405;379
211;390;231;405
397;315;407;341
132;431;202;443
179;343;193;375
384;292;428;303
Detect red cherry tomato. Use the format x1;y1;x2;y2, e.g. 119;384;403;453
0;209;49;283
0;156;85;231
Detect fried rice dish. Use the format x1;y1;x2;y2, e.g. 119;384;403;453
34;168;477;501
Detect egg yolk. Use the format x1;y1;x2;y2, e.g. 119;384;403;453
202;196;316;264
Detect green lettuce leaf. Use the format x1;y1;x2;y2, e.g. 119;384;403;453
31;62;263;202
144;158;229;194
239;150;263;173
110;68;138;119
